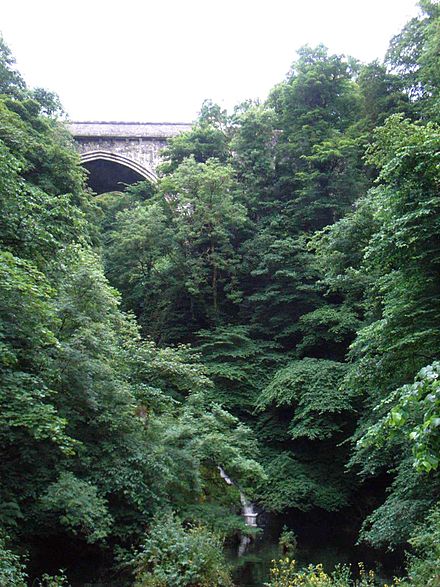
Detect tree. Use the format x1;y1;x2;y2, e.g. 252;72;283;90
254;359;355;513
357;60;410;130
386;0;440;120
0;46;264;581
159;100;229;175
158;157;247;335
340;116;440;550
0;35;25;97
233;47;368;350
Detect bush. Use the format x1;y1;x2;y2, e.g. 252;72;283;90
36;571;70;586
132;514;233;586
40;472;112;543
0;533;27;587
404;503;440;586
265;559;402;587
278;526;298;557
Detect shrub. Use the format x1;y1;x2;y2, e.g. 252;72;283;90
278;526;298;557
132;514;233;586
0;533;27;587
36;571;70;586
404;503;440;586
265;558;402;587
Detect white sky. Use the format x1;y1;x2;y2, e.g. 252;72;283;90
1;0;420;122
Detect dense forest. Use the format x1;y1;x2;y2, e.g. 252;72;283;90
0;1;439;585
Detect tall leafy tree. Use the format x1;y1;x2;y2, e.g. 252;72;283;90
386;0;440;120
234;46;368;349
0;41;264;582
159;100;230;175
160;156;247;321
317;115;440;550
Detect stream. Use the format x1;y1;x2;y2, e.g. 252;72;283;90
64;522;402;587
227;519;404;587
45;469;404;586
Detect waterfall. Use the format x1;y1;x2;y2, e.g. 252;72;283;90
218;466;234;485
217;466;260;557
218;466;258;527
238;535;251;557
240;491;258;528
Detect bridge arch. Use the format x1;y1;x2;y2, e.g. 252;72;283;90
68;121;192;194
80;150;158;194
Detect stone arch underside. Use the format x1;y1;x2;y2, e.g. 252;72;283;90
81;150;157;194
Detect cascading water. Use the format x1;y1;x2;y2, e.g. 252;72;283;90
218;466;260;556
240;492;258;527
218;466;234;485
218;466;259;527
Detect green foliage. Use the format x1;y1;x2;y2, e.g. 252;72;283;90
160;156;247;316
103;199;176;339
31;88;64;117
95;179;157;236
386;0;440;120
195;325;280;414
257;359;350;440
2;8;440;583
103;155;248;341
270;44;366;231
257;451;352;513
0;34;25;96
0;533;27;586
297;305;362;358
310;195;376;308
36;571;70;587
347;115;440;432
279;526;298;556
330;115;440;551
40;472;113;543
132;514;233;587
181;502;254;539
239;233;321;346
357;60;410;129
159;100;229;175
358;458;438;549
359;362;440;474
255;359;354;513
0;39;267;583
0;251;71;447
158;391;265;504
266;559;401;586
234;47;368;351
230;102;276;220
404;502;440;586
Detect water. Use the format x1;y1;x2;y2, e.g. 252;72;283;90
213;468;403;586
218;466;259;528
39;481;403;587
229;536;353;586
219;466;234;485
228;535;280;586
228;528;403;587
59;529;401;587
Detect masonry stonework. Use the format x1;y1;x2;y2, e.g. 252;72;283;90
67;121;192;187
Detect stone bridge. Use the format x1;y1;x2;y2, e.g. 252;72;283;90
67;121;191;193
